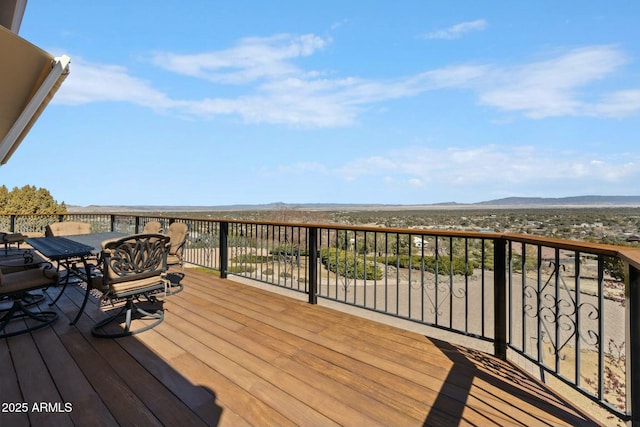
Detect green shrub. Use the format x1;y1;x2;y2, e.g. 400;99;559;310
603;256;625;281
320;247;383;280
511;253;538;273
270;244;308;256
378;254;474;276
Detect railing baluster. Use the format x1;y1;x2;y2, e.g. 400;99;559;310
481;239;486;337
308;227;318;304
627;262;640;425
598;256;604;401
408;234;412;319
419;233;424;321
435;236;439;325
536;245;542;364
449;236;453;330
219;221;228;278
494;238;507;360
555;248;560;374
519;243;525;353
575;251;581;387
464;238;469;334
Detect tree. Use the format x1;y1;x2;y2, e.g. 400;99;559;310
0;185;66;214
0;185;9;212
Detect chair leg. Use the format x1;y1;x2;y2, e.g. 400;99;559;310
0;298;58;338
92;297;164;338
0;292;45;312
46;261;70;306
21;292;45;306
48;282;68;306
166;282;184;295
165;269;184;295
52;262;96;311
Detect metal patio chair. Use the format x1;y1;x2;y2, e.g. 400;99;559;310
91;233;170;338
143;221;164;234
44;221;95;302
164;222;188;294
166;222;189;269
0;263;59;338
45;221;92;237
1;231;26;255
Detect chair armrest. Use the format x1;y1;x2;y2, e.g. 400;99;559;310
0;263;59;295
1;232;26;244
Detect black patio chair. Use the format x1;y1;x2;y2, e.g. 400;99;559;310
91;233;170;338
0;262;59;338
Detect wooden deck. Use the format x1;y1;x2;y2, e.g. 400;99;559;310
1;269;602;426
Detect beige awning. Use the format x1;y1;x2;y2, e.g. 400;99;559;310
0;0;27;33
0;24;70;165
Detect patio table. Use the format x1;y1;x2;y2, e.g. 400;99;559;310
26;232;127;325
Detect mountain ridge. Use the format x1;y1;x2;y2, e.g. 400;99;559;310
477;195;640;206
67;195;640;213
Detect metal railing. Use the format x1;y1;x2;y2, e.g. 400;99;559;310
3;213;639;424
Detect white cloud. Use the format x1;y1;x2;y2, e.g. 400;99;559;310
320;145;640;196
172;64;489;126
54;57;176;110
477;46;630;118
590;89;640;117
150;34;329;84
55;39;640;126
422;19;487;40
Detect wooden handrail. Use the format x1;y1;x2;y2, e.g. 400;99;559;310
619;247;640;271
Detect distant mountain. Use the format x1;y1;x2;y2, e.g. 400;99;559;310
67;195;640;213
66;202;373;213
476;195;640;206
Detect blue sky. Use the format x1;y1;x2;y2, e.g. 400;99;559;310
4;1;640;206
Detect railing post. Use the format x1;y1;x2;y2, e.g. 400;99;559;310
135;216;140;234
308;227;318;304
626;262;640;426
494;238;507;360
9;215;16;232
110;215;116;232
220;221;228;279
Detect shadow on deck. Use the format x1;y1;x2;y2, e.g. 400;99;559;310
1;268;602;426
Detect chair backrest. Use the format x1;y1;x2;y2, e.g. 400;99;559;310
167;222;189;256
45;221;91;237
143;221;163;234
101;234;170;285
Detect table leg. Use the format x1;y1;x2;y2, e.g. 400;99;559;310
49;259;81;306
70;257;97;326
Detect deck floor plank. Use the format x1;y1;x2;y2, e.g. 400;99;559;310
7;320;74;427
165;296;398;426
59;286;215;427
160;316;343;427
136;325;289;427
30;308;119;427
0;268;603;427
185;275;599;426
157;320;307;426
0;326;32;427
